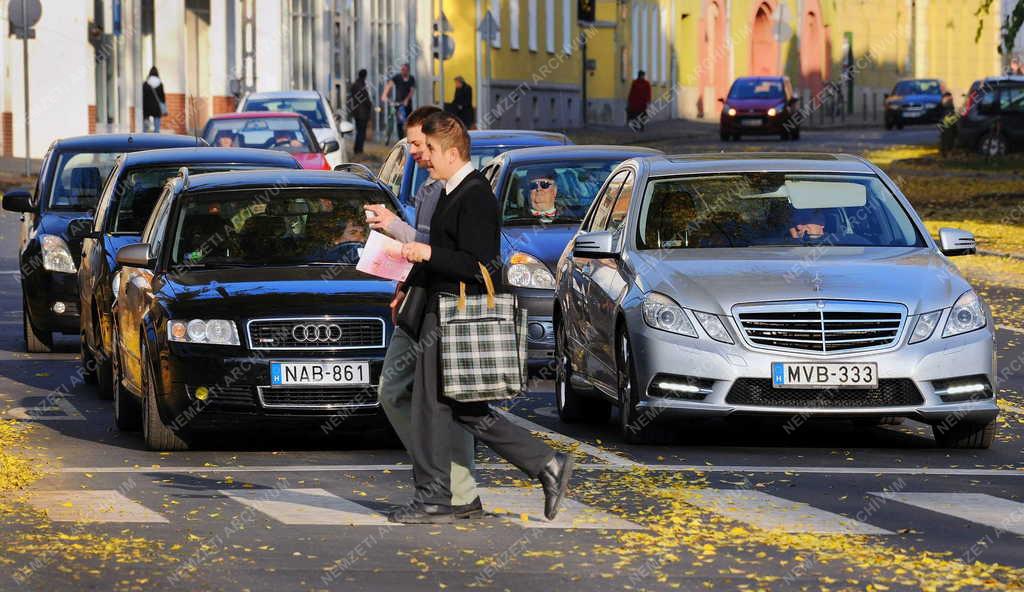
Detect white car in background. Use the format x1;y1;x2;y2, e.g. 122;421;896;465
237;90;355;168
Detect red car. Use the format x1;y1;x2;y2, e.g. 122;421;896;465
719;76;801;142
201;112;336;170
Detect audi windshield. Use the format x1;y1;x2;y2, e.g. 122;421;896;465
167;189;396;268
636;173;925;249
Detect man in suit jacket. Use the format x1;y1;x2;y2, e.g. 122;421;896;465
363;106;483;520
394;111;573;524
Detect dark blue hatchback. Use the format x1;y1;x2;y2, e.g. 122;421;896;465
1;133;203;352
377;129;571;220
479;145;663;373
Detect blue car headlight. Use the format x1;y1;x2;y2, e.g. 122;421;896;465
506;252;556;290
40;234;76;273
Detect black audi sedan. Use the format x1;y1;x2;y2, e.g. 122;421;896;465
110;169;402;450
1;133;203;352
78;147;303;399
479;145;662;374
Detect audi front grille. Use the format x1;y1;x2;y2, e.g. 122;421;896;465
733;300;907;355
246;317;386;351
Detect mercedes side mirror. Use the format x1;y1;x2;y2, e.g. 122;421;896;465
322;140;341;154
116;242;155;268
2;188;33;213
573;230;618;258
938;228;977;256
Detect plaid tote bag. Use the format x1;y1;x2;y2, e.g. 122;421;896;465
437;263;528;402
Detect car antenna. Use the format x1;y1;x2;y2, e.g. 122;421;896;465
179;166;190;189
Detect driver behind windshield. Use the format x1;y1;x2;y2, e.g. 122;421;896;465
273;130;303;149
214;130;237;147
528;172;561;222
788;208;827;240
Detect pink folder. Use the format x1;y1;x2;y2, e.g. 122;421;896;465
356;230;413;282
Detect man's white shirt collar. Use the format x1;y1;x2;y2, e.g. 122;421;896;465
444;162;475;195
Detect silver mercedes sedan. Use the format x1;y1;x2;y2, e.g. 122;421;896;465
553;153;998;448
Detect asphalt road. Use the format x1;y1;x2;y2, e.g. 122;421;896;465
2;128;1024;592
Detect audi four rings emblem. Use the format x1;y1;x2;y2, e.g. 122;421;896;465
292;323;344;343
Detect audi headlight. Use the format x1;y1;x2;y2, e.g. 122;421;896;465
642;292;697;337
40;234;76;273
942;290;986;338
168;319;240;345
506;252;555;290
908;310;942;344
693;311;734;344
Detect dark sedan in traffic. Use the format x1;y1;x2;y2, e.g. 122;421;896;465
78;147;303;399
479;145;663;373
1;133;203;353
111;170;403;449
719;76;801;141
883;78;953;129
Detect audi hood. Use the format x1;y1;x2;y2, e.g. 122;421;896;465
629;247;973;317
157;266;395;320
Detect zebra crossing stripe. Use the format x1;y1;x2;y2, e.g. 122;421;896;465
872;492;1024;536
26;490;168;523
219;488;392;526
676;488;892;535
478;487;643;529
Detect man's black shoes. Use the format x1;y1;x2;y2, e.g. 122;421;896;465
453;497;484;519
539;452;574;520
387;502;455;524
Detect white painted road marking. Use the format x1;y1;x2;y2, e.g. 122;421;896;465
478;487;642;530
4;397;84;421
873;492;1024;536
498;409;639;467
220;488;391;526
677;488;892;535
54;464;1024;477
26;490;168;523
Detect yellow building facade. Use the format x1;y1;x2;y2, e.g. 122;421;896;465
434;0;1006;129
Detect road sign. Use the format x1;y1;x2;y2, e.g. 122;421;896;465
8;0;41;39
477;10;499;45
433;33;455;61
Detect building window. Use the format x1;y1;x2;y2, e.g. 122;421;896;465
289;0;317;89
509;0;520;50
562;0;572;55
545;0;554;53
528;0;538;51
490;0;501;48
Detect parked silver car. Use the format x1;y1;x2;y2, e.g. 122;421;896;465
553;153;998;448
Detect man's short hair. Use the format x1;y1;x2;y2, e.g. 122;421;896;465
422;111;470;160
406;106;443;129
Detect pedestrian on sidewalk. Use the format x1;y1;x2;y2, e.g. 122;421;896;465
347;69;373;154
627;70;652;131
142;67;167;133
393;111;573;524
361;106;484;521
444;76;474;129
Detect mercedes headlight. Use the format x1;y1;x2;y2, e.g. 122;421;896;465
693;311;734;344
40;234;76;273
642;292;697;337
168;319;240;345
942;290;986;337
506;252;556;290
908;310;942;344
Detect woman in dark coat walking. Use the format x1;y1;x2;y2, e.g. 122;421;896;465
347;69;373;154
142;67;167;132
